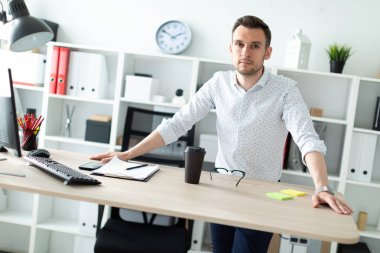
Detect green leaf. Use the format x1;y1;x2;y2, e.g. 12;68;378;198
326;43;353;62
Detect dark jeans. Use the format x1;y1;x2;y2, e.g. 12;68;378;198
210;223;273;253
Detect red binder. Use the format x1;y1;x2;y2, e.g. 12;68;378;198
49;46;60;94
56;47;70;95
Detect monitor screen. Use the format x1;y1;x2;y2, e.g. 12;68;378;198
0;67;22;157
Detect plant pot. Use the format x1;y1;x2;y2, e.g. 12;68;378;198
330;60;346;73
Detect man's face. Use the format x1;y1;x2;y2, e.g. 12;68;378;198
229;25;272;76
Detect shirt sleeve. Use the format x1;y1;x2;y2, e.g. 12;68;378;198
282;85;327;165
156;76;216;145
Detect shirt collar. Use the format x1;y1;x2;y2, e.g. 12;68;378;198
232;67;270;93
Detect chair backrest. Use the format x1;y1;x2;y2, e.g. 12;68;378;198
121;106;195;167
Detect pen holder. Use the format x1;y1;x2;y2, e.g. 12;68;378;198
21;129;39;151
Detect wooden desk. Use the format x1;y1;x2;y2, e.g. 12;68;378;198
0;150;359;244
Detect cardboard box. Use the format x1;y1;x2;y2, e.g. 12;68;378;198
124;75;159;102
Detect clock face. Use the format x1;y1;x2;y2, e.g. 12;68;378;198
155;20;192;54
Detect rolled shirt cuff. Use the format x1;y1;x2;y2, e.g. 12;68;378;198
301;140;327;165
156;118;178;145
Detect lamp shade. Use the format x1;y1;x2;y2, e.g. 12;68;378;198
6;0;53;52
9;16;53;52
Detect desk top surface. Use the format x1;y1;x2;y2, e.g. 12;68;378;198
0;150;359;243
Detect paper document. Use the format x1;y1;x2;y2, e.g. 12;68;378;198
92;157;159;181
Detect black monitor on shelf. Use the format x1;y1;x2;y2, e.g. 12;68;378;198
0;67;22;157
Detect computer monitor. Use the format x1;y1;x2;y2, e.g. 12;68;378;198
0;67;22;157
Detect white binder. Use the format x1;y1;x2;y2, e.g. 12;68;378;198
73;236;95;253
191;220;206;250
67;51;108;99
66;51;81;96
347;133;361;180
357;133;377;182
78;202;98;236
348;132;377;182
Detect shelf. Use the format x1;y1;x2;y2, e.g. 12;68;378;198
360;77;380;83
14;84;44;92
48;94;114;105
353;128;380;136
360;225;380;239
346;179;380;189
277;67;356;79
120;97;183;109
44;135;111;148
311;116;348;125
37;218;94;237
0;209;33;226
282;170;340;182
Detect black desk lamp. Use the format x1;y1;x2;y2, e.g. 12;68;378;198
0;0;53;52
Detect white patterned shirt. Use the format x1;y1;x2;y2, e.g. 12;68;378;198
156;68;326;181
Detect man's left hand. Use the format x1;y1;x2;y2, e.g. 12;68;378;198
312;192;353;215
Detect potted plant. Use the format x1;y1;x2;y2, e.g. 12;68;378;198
326;43;353;73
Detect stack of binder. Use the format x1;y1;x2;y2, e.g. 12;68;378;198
348;132;377;182
49;46;70;95
49;48;108;98
67;51;108;99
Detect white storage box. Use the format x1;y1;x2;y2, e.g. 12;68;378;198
124;75;159;102
0;50;46;86
200;134;218;162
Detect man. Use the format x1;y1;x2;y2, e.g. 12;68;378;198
91;15;352;253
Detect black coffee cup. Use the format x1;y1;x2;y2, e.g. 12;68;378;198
184;146;206;184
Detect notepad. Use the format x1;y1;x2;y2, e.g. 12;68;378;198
91;156;159;181
280;189;307;197
266;192;293;201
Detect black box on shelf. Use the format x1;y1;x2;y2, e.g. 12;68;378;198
85;120;111;143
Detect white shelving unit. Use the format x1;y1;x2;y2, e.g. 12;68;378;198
1;42;380;253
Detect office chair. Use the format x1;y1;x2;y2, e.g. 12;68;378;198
94;107;195;253
94;207;191;253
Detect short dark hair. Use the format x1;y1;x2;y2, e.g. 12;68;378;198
232;15;272;47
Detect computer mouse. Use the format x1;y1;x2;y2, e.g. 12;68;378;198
28;149;50;158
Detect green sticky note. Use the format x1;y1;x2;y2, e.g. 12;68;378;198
266;192;293;201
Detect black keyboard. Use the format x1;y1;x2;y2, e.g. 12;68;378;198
24;155;101;185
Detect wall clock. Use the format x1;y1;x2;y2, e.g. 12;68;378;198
155;20;192;54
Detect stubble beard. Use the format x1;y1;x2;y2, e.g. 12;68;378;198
236;63;263;76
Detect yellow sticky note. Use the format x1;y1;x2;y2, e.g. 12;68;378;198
266;192;293;201
280;189;307;197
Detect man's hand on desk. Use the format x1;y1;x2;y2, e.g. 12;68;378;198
312;192;353;215
90;151;129;163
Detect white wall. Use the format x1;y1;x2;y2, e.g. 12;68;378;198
26;0;380;78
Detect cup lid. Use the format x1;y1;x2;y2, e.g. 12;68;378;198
185;146;206;154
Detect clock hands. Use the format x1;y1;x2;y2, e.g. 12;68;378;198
172;32;185;39
162;29;174;38
162;29;185;40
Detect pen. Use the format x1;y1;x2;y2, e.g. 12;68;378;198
126;164;148;170
0;171;26;177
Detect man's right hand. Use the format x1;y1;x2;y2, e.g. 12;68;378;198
89;151;128;163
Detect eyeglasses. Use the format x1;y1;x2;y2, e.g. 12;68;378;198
209;168;246;187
